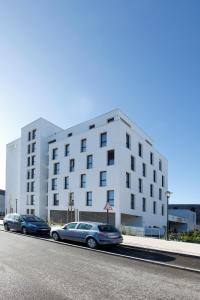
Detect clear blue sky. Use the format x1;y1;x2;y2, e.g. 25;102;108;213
0;0;200;204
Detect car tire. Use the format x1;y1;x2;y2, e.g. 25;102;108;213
4;223;10;231
87;237;97;249
52;232;60;241
22;227;28;235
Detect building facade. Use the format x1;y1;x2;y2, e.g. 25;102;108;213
0;189;5;216
6;109;168;228
169;208;196;232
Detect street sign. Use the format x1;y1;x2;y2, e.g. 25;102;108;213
104;202;112;211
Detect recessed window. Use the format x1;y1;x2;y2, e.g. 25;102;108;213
31;155;35;166
68;132;72;137
159;188;162;200
107;150;114;166
69;192;74;206
162;175;165;187
153;201;157;214
131;194;135;209
150;184;154;197
32;129;36;140
100;132;107;147
162;204;165;216
100;171;107;187
27;170;30;180
32;142;36;153
27;157;30;167
139;178;143;193
27;144;31;154
30;195;35;205
64;176;69;189
142;198;146;212
126;133;131;149
89;124;95;130
54;163;60;175
159;159;162;171
31;181;35;192
153;170;157;183
81;139;87;152
138;143;143;158
86;192;92;206
26;209;29;215
52;178;57;190
107;117;114;123
31;168;35;179
80;174;86;188
69;159;75;172
28;132;31;141
142;163;146;177
131;156;135;171
87;155;93;169
52;148;58;160
150;152;154;165
107;190;114;206
53;194;59;206
27;182;30;192
126;172;131;188
65;144;70;156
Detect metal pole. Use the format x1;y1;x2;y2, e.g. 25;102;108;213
107;209;109;224
166;196;169;240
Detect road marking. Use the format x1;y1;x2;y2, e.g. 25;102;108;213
1;228;200;274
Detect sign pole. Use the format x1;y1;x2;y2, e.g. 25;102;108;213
107;209;109;224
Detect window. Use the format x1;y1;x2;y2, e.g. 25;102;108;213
153;170;157;183
100;132;107;147
86;192;92;206
153;201;157;214
32;129;36;140
150;184;154;197
142;163;146;177
69;159;75;172
32;142;36;153
30;195;35;205
31;181;35;192
87;155;93;169
81;139;87;152
150;152;154;165
30;209;35;215
100;171;107;187
26;209;29;215
52;148;58;160
64;176;69;189
89;124;95;130
69;192;74;206
162;204;165;216
27;182;30;192
107;190;114;206
65;144;69;156
131;156;135;171
138;143;143;157
27;170;30;180
107;150;114;166
64;223;77;230
159;188;162;200
131;194;135;209
53;194;59;206
31;155;35;166
28;132;31;141
52;178;57;190
80;174;86;188
162;175;165;187
54;163;60;175
142;198;146;212
27;157;30;167
31;168;35;179
126;172;131;188
107;117;114;123
139;178;143;193
68;132;72;137
159;159;162;171
27;144;31;154
77;223;93;230
126;133;131;149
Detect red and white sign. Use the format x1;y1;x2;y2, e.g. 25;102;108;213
104;202;112;211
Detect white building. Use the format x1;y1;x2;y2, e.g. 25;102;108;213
6;109;168;229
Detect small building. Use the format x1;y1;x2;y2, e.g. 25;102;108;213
168;208;196;233
0;189;5;217
169;204;200;228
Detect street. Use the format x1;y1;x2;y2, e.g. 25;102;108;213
0;231;200;300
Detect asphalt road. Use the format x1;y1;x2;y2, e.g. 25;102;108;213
0;231;200;300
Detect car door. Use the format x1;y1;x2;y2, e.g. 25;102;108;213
12;215;22;231
75;223;93;242
61;223;78;241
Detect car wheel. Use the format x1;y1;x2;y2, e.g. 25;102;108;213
4;224;10;231
52;232;60;241
22;227;28;235
87;237;97;249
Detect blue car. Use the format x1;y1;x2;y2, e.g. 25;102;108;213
3;213;50;235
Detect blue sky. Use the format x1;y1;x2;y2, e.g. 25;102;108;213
0;0;200;204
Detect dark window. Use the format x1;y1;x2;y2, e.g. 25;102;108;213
150;184;154;197
54;163;60;175
53;194;59;206
142;198;146;212
87;155;93;169
107;150;114;166
138;143;143;157
131;156;135;171
142;163;146;177
139;178;143;193
126;172;130;188
32;129;36;140
32;142;36;153
27;171;30;180
69;159;75;172
65;144;69;156
159;159;162;171
27;182;30;192
28;132;31;141
153;170;157;183
31;181;35;192
31;168;35;179
100;171;107;187
100;132;107;147
126;133;131;149
150;152;154;165
162;204;165;216
30;195;35;205
81;139;87;152
89;124;95;130
131;194;135;209
80;174;86;188
69;192;74;206
52;178;57;190
77;223;93;230
153;201;156;214
107;117;114;123
98;225;118;232
86;192;92;206
68;132;72;137
159;188;162;200
162;175;165;187
27;144;31;154
27;157;30;167
52;148;58;160
107;190;114;206
64;176;69;189
31;155;35;166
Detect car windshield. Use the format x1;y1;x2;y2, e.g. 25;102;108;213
21;215;45;222
98;225;118;232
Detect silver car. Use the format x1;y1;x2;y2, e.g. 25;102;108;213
50;222;123;249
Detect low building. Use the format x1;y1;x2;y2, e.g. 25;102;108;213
169;204;200;229
0;189;5;216
168;208;196;233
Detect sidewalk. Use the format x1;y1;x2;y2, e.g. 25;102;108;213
122;235;200;257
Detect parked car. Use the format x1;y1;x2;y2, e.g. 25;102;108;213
3;213;51;235
50;222;123;248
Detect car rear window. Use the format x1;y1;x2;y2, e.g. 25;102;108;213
98;225;118;232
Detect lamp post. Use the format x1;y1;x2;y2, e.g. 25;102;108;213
165;191;173;240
